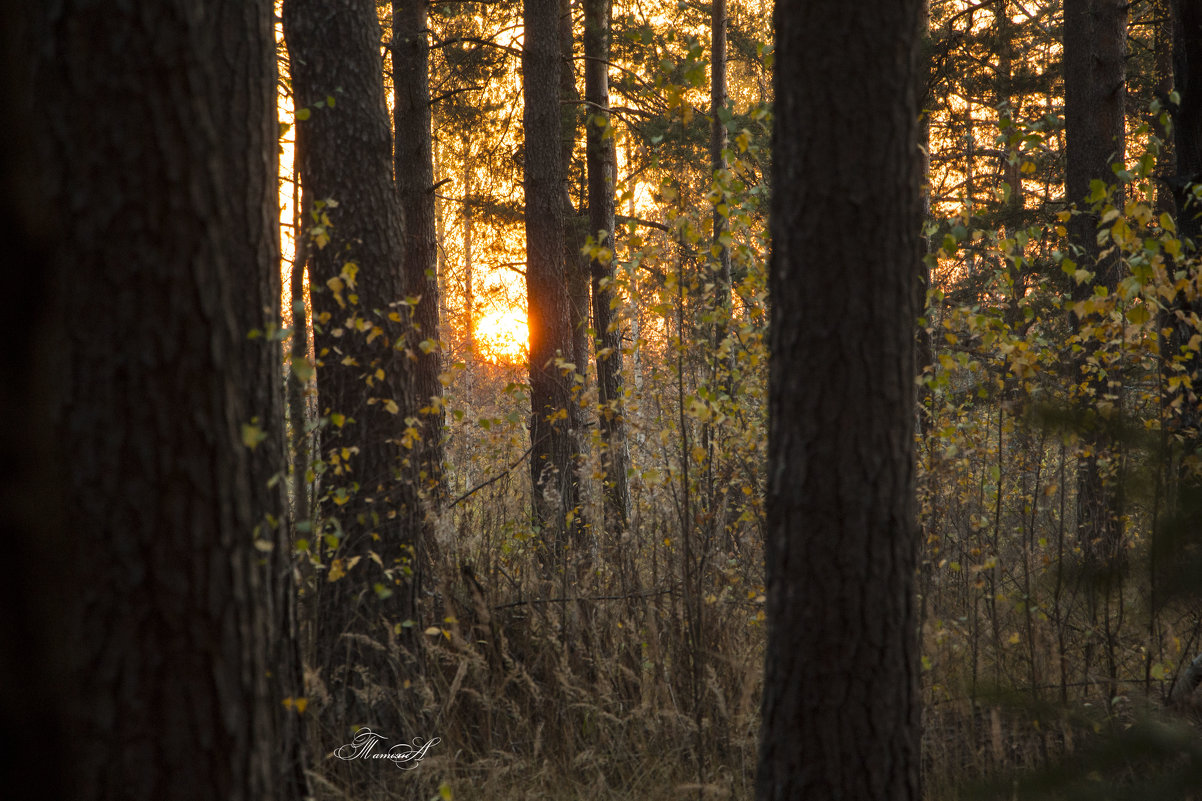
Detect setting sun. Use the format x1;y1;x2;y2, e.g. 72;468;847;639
475;308;528;363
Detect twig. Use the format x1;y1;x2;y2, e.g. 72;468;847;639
448;440;536;508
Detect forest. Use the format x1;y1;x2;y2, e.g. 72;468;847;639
5;0;1202;799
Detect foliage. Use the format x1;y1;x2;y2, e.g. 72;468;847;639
277;3;1202;799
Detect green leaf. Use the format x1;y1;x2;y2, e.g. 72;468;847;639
291;355;315;382
241;423;267;450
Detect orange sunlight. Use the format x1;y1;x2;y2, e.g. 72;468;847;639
475;308;528;363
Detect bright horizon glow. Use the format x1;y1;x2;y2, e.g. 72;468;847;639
475;308;528;363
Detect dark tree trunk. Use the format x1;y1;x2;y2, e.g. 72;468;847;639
710;0;733;345
525;0;584;560
1064;0;1127;285
33;1;297;798
394;0;448;532
561;0;592;381
283;0;423;739
1159;0;1202;613
212;3;308;795
758;0;923;798
1;4;69;796
585;0;630;538
1155;0;1177;217
1064;0;1128;624
1172;0;1202;241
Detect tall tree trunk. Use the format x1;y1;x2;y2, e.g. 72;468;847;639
561;0;592;380
585;0;630;538
1063;0;1128;646
525;0;584;561
1155;0;1177;218
394;0;447;533
710;0;733;350
283;0;424;742
704;0;734;563
1159;0;1202;622
33;1;298;798
212;2;308;795
758;0;923;798
1065;0;1127;285
1172;0;1202;241
2;4;69;795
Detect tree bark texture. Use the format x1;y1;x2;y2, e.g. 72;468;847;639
758;2;923;799
283;0;424;735
561;0;593;383
394;0;448;533
33;1;293;798
1064;0;1128;590
211;2;308;794
585;0;631;538
1064;0;1127;284
525;0;584;558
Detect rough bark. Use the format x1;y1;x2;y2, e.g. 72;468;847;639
1064;0;1127;285
33;1;294;798
561;0;592;381
394;0;448;530
1064;0;1128;593
525;0;584;560
758;1;923;799
212;3;308;795
585;0;630;537
283;0;423;737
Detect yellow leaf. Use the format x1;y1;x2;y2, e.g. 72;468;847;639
383;399;399;414
282;696;309;714
241;423;267;450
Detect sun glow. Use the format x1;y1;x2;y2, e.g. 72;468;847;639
475;308;528;363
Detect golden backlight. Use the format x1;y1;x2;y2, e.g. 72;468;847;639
475;308;528;363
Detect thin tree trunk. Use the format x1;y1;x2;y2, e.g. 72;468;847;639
758;0;924;797
585;0;630;538
710;0;733;353
394;0;447;531
561;0;592;381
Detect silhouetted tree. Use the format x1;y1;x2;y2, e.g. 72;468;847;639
759;1;924;798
